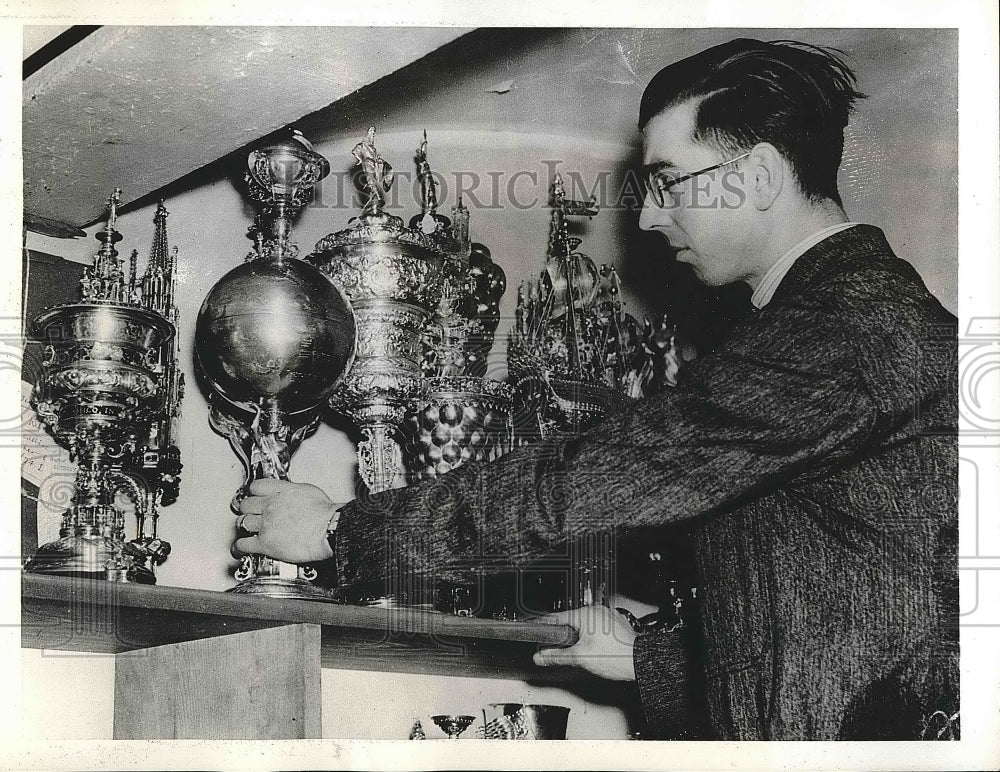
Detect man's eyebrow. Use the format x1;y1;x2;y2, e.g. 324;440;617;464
641;161;678;176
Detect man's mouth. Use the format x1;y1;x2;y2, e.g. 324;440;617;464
663;237;688;255
656;231;689;257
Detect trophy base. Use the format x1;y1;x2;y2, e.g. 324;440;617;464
24;535;155;583
547;377;630;433
227;576;333;601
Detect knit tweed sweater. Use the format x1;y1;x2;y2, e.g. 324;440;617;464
333;225;959;740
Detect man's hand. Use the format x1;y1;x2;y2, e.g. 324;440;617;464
233;478;342;564
532;604;638;681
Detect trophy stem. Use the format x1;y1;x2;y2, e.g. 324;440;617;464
268;202;293;262
230;556;327;599
148;497;158;539
358;423;401;494
211;400;332;600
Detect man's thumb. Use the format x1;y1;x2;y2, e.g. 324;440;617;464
533;646;575;668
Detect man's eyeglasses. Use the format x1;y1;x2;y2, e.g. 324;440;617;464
644;151;751;208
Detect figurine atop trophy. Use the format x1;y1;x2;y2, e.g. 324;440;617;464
353;126;394;219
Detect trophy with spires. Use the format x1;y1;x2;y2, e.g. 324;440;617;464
26;191;183;583
500;175;647;612
508;175;640;437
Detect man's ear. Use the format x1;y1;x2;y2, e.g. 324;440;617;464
747;143;784;211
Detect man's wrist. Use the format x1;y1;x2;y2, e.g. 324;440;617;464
326;505;341;534
323;505;342;564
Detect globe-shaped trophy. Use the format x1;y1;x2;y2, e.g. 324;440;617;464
195;130;356;599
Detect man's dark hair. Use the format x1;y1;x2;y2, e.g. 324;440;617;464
639;39;866;205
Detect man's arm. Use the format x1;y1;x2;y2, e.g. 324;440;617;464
333;299;880;584
632;627;711;739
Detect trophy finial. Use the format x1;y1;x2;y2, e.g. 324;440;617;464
148;200;170;272
353;126;393;217
412;129;449;236
143;197;176;316
418;128;428;161
128;248;138;288
96;188;124;249
415;129;437;210
244;130;329;262
551;174;565;202
108;187;122;228
84;188;128;302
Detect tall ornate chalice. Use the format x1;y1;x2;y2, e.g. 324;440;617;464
195;131;356;599
26;190;182;583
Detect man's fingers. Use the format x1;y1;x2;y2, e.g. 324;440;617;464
239;496;267;515
232;534;263;559
533;646;577;668
235;513;262;534
528;607;588;627
247;477;294;496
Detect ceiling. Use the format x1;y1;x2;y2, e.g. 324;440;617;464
22;26;471;229
23;26;74;60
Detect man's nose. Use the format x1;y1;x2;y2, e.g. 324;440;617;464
638;193;672;232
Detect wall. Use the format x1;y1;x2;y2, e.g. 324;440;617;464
22;27;958;739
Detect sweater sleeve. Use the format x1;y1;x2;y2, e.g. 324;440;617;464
334;298;883;586
633;629;711;739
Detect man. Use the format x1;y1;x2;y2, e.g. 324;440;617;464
234;39;959;740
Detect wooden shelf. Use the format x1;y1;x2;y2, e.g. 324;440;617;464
22;574;581;681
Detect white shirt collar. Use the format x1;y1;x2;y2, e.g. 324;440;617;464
750;222;858;309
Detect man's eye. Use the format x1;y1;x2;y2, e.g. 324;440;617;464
654;174;678;192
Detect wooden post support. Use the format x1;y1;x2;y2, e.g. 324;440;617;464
113;622;321;739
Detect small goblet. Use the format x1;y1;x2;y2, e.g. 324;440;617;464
431;714;476;740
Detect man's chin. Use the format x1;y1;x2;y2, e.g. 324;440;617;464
676;251;722;286
689;265;726;288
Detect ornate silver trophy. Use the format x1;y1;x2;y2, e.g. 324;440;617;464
195;131;356;598
508;174;639;436
309;128;447;493
26;191;182;583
